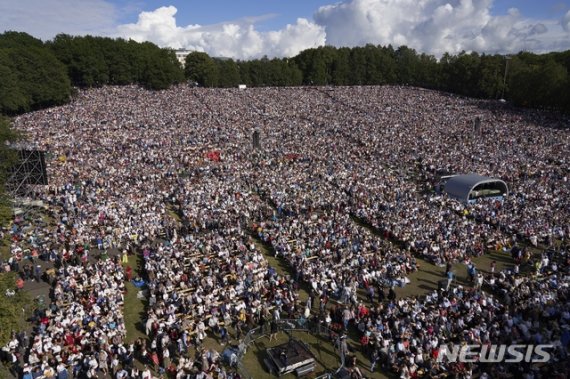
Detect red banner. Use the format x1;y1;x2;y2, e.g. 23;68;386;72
205;150;221;162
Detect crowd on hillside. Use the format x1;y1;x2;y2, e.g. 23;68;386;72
1;84;568;378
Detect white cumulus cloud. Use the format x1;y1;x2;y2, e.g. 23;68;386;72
116;6;326;59
314;0;570;56
5;0;567;59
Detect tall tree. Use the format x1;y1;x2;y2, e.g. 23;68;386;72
185;52;218;87
0;31;43;49
49;34;109;87
138;44;183;90
0;117;20;224
0;51;28;114
331;47;351;85
5;47;71;109
477;54;503;98
395;46;420;85
215;58;241;87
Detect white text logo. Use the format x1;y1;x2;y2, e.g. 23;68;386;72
436;344;553;363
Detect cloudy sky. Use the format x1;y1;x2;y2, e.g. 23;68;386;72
1;0;570;59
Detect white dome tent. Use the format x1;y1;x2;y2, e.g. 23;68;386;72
444;174;508;203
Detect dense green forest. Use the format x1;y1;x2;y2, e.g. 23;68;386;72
0;117;19;224
0;32;183;114
1;31;569;116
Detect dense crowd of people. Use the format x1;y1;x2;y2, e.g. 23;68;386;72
343;266;570;379
1;84;569;378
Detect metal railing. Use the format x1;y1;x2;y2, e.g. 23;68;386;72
233;318;340;378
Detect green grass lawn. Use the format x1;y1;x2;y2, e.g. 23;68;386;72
0;204;32;348
0;272;32;345
0;233;10;260
122;252;148;343
241;330;392;379
393;248;516;299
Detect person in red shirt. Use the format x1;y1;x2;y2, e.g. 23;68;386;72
125;266;133;281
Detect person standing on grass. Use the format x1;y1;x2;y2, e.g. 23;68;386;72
370;347;380;372
377;286;385;303
446;270;455;290
141;365;152;379
342;307;352;331
162;347;171;372
476;273;484;290
34;265;42;282
98;349;108;377
388;286;396;301
367;285;375;304
220;325;230;345
269;319;278;341
467;264;477;283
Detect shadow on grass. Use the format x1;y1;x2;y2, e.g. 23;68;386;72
250;233;312;304
134;305;148;337
417;276;438;283
251;340;272;376
123;250;149;343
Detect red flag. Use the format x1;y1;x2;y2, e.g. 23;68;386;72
205;150;221;162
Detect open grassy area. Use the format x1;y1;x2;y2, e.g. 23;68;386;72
1;232;10;260
122;252;148;343
0;272;32;344
242;330;392;379
392;248;516;299
0;203;29;351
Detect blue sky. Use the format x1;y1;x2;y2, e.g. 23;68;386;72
112;0;569;30
492;0;568;18
1;0;570;58
116;0;330;30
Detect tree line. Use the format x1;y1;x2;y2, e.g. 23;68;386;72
186;45;570;111
0;32;183;115
1;30;569;115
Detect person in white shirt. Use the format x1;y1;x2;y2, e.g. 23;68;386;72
141;365;152;379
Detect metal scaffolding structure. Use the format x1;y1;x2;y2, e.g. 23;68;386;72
5;149;48;217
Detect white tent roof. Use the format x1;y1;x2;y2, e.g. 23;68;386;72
444;174;508;203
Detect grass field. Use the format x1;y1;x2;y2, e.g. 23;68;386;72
122;252;148;343
0;204;28;348
0;233;10;261
241;330;391;379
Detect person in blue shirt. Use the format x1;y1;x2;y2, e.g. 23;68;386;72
446;270;455;290
56;363;68;379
